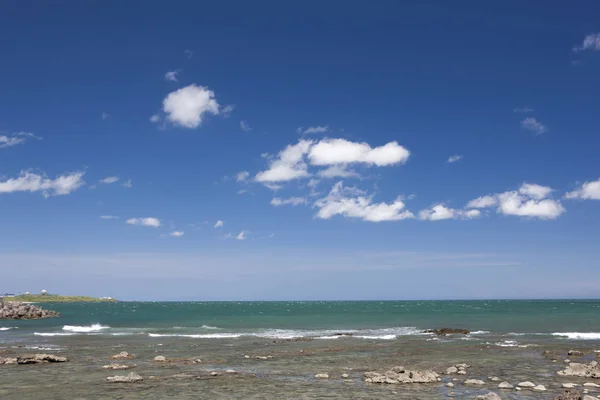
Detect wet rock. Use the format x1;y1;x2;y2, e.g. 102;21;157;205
110;351;134;360
584;382;600;388
583;396;597;400
364;367;439;384
106;372;143;383
455;364;471;368
210;372;219;376
475;392;502;400
315;373;329;379
558;362;600;378
518;381;536;388
102;364;134;370
515;387;521;391
446;382;454;388
498;381;513;389
446;366;459;374
0;302;60;320
533;385;547;391
243;355;250;359
457;370;467;375
423;328;470;336
333;332;353;337
553;390;584;400
489;376;501;382
153;356;167;362
465;379;486;385
226;369;237;374
569;350;585;357
341;373;349;379
193;359;202;364
17;354;68;364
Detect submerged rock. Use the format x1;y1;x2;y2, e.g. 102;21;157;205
423;328;470;336
341;373;349;379
583;382;600;387
558;362;600;378
102;364;134;370
153;356;167;362
0;302;60;320
446;382;454;388
106;372;143;383
364;366;439;384
465;379;486;385
445;366;459;374
0;357;18;365
569;350;585;357
315;373;329;379
533;385;547;391
110;351;134;360
563;383;580;389
475;392;502;400
553;390;584;400
17;354;68;364
488;376;501;382
517;381;536;388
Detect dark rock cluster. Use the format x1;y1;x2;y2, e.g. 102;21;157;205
0;301;60;320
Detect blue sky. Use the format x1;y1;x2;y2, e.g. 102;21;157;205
1;1;600;300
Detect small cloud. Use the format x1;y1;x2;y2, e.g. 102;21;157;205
100;215;119;220
565;177;600;200
0;170;85;197
521;117;547;134
126;217;161;228
101;112;110;120
184;49;193;59
447;155;463;163
99;176;119;184
150;114;161;123
298;125;329;134
240;121;252;132
573;33;600;52
121;179;132;188
164;70;179;82
418;204;480;221
267;233;275;238
214;220;224;228
0;132;42;148
317;165;360;179
236;171;250;182
161;84;220;128
236;231;246;240
513;107;533;113
169;231;184;237
221;104;235;118
263;183;283;191
270;197;307;206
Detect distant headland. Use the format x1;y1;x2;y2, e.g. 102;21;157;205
1;290;117;303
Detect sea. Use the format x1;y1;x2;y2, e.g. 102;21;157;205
1;300;600;399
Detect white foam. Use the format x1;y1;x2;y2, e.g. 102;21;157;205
0;327;15;331
63;324;110;333
553;332;600;340
201;325;221;330
148;333;242;339
314;336;341;340
355;334;397;340
470;330;490;335
494;340;534;348
34;332;77;337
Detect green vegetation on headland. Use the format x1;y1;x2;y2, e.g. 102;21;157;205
10;294;118;303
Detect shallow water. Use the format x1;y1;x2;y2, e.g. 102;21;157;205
1;300;600;399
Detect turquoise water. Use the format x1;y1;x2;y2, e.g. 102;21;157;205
2;301;600;399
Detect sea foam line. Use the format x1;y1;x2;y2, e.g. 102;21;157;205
62;324;110;333
552;332;600;340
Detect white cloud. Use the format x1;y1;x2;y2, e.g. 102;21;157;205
101;112;110;120
121;179;132;188
214;220;224;228
162;84;220;128
573;33;600;52
299;125;329;134
317;165;360;179
150;114;161;123
264;183;282;191
270;197;307;206
308;138;410;166
418;204;481;221
447;155;462;163
100;215;119;220
519;183;552;200
240;121;252;132
0;132;41;148
164;70;179;82
521;117;547;134
169;231;184;237
565;178;600;200
0;171;85;197
235;171;250;182
100;176;119;184
255;140;313;182
314;181;414;222
513;107;534;113
466;195;498;209
184;49;193;59
466;183;564;220
126;217;161;228
221;104;235;117
236;231;246;240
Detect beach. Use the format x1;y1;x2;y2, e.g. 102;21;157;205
1;300;600;399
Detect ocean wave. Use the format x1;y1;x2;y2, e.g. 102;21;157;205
148;333;243;339
34;332;77;337
62;324;110;333
469;330;490;335
493;340;534;348
201;325;221;330
552;332;600;340
355;334;397;340
0;327;16;331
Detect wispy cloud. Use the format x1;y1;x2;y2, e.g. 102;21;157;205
270;197;307;206
99;176;119;184
418;204;480;221
169;231;184;237
0;132;42;148
101;112;110;120
121;179;132;188
521;117;547;134
0;170;85;197
235;171;250;182
100;215;119;220
573;33;600;52
240;121;252;132
298;125;329;134
214;220;224;228
126;217;162;228
164;70;180;82
513;107;533;113
184;49;193;59
447;155;463;163
565;177;600;200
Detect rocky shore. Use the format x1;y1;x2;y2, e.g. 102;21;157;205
0;301;60;320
